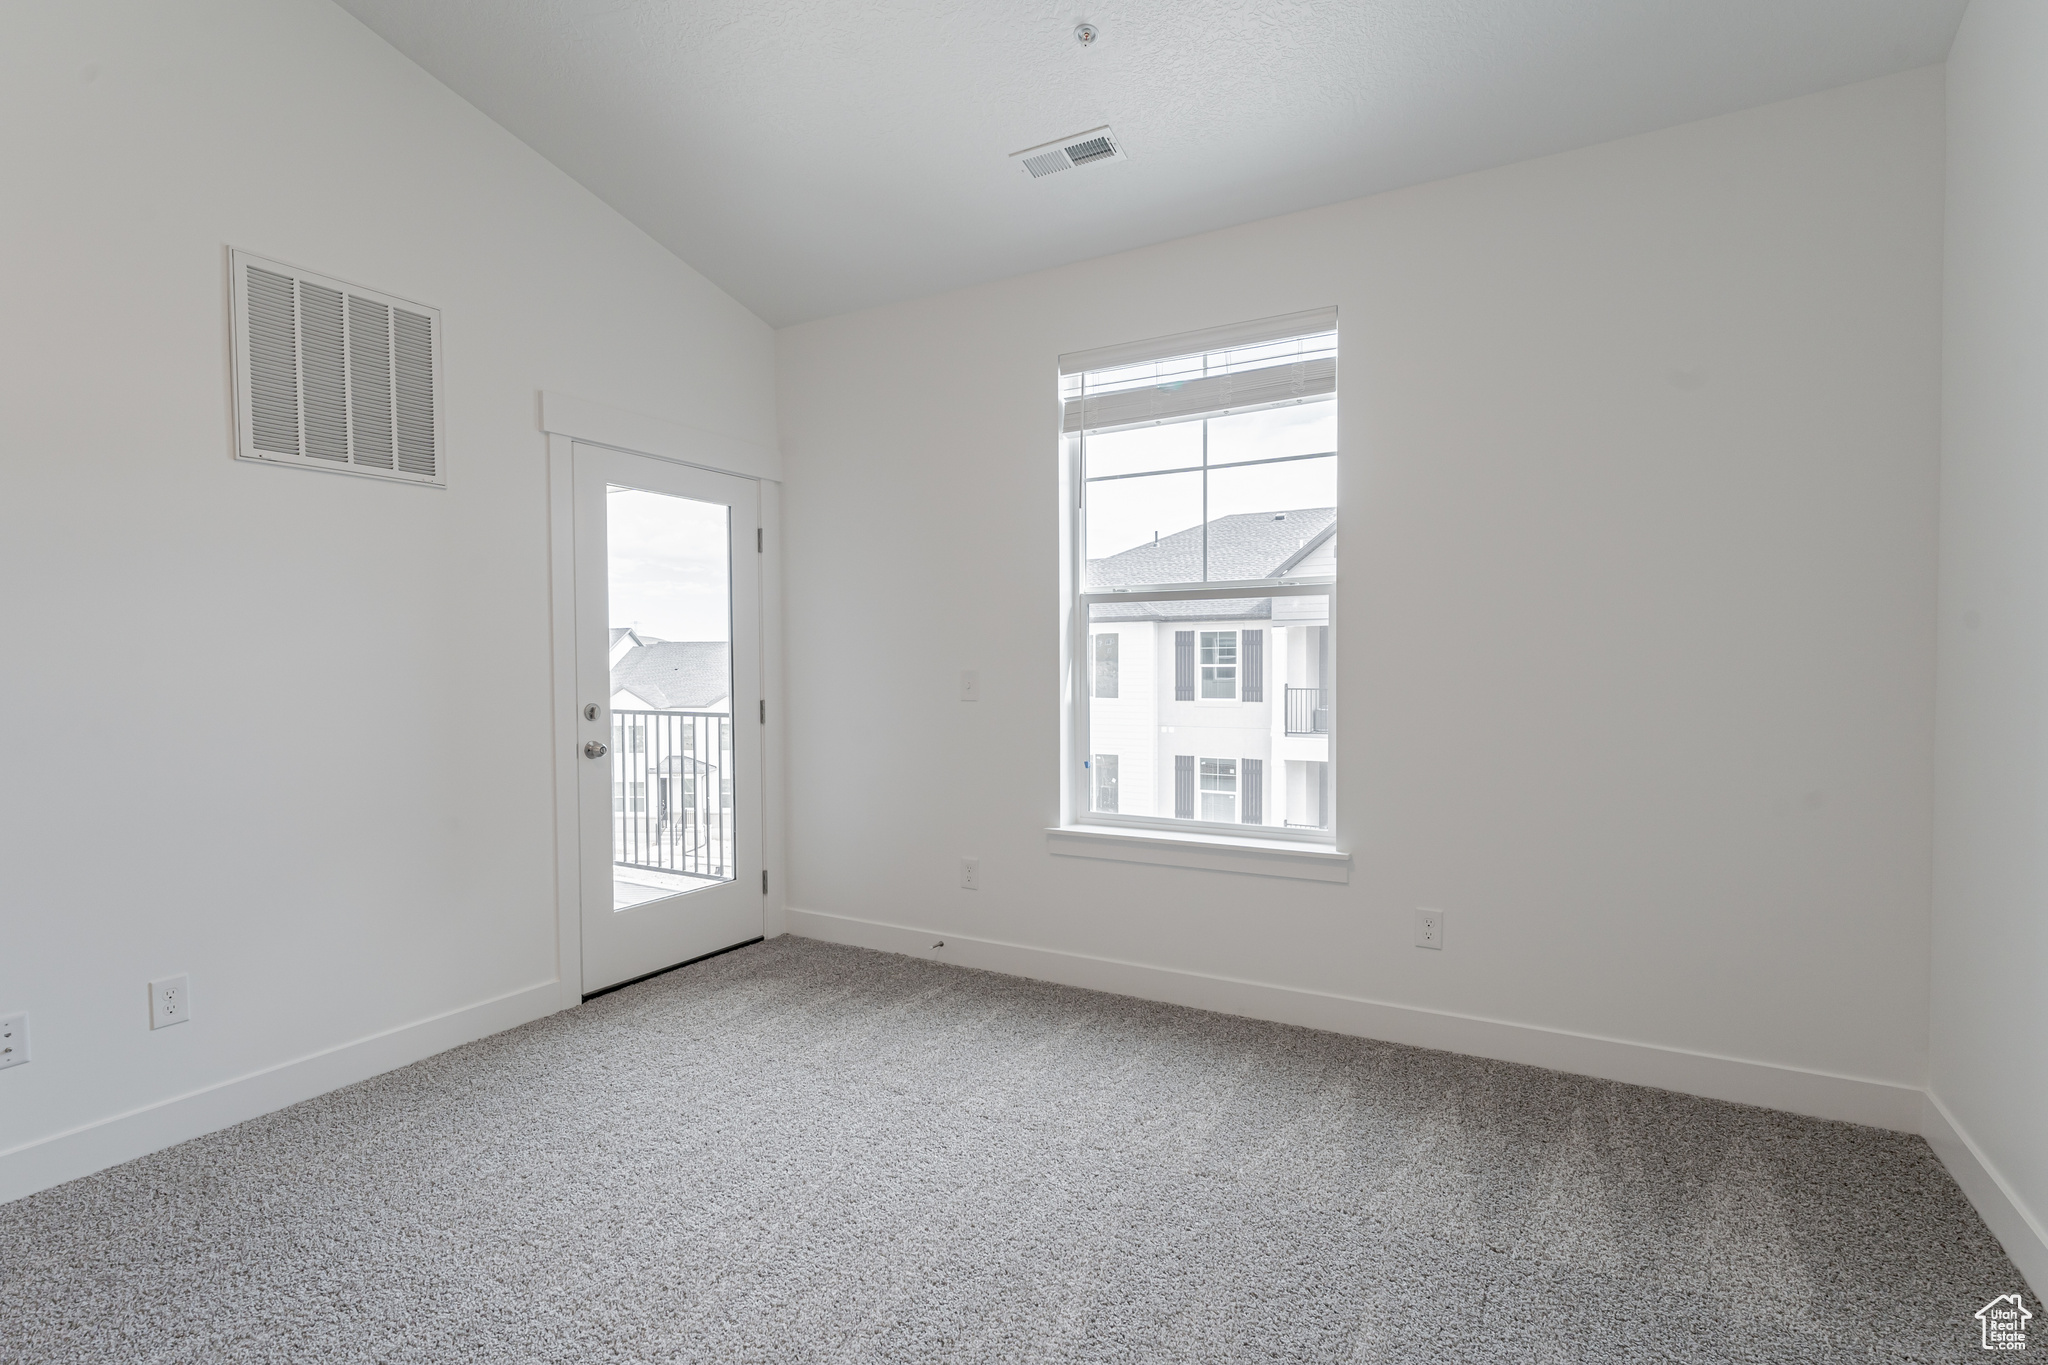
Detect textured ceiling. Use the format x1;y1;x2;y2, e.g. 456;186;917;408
333;0;1965;326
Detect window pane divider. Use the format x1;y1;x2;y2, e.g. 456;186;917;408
1084;449;1336;483
1081;577;1332;605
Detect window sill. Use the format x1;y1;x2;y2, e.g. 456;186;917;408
1045;824;1350;883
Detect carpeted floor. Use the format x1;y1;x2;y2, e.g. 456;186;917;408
1;937;2023;1363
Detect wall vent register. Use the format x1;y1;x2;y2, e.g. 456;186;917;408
1012;126;1126;179
229;249;444;487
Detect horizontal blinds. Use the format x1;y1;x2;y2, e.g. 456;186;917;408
1060;308;1335;376
1063;354;1333;435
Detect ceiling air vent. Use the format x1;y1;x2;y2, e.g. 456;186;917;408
229;249;445;487
1011;126;1126;179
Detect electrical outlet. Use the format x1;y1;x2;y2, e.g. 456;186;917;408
960;670;980;702
0;1013;27;1071
960;856;980;891
1414;909;1444;950
150;975;190;1029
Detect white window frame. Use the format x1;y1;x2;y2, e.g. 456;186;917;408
1059;311;1340;853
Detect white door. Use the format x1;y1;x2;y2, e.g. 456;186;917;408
574;442;762;994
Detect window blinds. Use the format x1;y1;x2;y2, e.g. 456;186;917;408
1060;308;1336;437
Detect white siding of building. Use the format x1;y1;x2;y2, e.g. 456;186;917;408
1153;619;1274;825
1084;622;1159;817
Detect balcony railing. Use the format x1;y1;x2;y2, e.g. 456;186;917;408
1284;686;1328;736
612;710;733;882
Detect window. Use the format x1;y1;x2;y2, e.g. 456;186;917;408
1092;633;1119;698
1065;309;1336;841
1199;758;1236;822
1199;631;1237;699
1093;754;1119;812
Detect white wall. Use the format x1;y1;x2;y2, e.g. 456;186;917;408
777;69;1944;1125
0;0;774;1199
1928;0;2048;1293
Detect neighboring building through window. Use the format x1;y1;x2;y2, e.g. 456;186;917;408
1093;753;1119;812
1199;631;1237;699
1065;310;1336;837
1092;633;1119;698
1199;757;1237;822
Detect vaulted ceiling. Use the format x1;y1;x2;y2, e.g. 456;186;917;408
334;0;1965;326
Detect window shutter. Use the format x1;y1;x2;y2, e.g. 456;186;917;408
1174;631;1194;701
231;249;444;487
1174;755;1194;820
1242;629;1263;703
1241;758;1262;824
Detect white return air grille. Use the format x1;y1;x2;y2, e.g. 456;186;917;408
1011;126;1126;179
230;250;444;487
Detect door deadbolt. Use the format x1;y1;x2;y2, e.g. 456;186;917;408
584;740;609;759
583;703;601;722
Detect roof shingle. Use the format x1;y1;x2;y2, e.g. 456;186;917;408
1086;507;1334;588
611;640;731;711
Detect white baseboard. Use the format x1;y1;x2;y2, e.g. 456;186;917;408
1921;1091;2048;1299
787;908;1924;1133
0;980;563;1206
12;924;2035;1300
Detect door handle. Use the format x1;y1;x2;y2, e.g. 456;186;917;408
584;741;609;759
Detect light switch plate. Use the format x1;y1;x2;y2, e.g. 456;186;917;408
150;975;190;1029
960;670;980;702
0;1013;27;1070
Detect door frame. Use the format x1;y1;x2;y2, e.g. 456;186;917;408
543;396;786;1010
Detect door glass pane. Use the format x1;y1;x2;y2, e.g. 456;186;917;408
606;486;734;909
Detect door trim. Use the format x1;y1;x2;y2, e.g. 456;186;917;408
545;422;785;1011
540;391;782;482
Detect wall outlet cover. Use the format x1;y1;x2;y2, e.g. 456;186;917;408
0;1012;26;1070
150;975;191;1029
960;670;980;702
960;856;980;890
1414;909;1444;950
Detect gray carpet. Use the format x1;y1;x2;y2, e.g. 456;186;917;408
1;937;2023;1363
